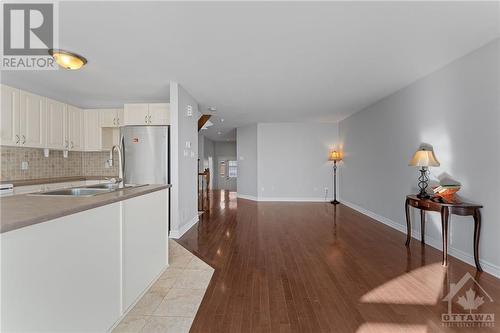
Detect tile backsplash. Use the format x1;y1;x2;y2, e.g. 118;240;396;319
0;147;118;181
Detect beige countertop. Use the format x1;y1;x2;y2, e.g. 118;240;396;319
0;184;171;234
0;176;116;187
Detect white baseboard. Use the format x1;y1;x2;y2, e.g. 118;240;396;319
258;197;327;202
341;199;500;278
169;214;199;239
236;193;258;201
236;193;328;202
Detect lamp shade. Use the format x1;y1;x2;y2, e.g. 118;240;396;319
409;148;440;167
329;150;343;162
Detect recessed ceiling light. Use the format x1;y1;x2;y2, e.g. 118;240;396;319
220;118;224;122
48;49;87;70
208;106;216;112
217;131;222;135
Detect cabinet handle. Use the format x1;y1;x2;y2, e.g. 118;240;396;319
145;115;148;124
116;117;119;125
15;134;20;144
22;135;26;144
70;141;74;149
113;118;116;125
149;115;152;124
65;140;68;149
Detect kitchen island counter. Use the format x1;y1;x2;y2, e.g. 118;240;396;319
0;184;170;234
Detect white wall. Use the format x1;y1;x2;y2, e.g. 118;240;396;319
339;39;500;276
236;122;339;201
169;82;199;239
236;124;258;198
257;123;339;201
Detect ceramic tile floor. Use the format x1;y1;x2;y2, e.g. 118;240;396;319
112;240;214;333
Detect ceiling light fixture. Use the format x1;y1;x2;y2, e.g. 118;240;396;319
48;49;87;70
208;106;216;112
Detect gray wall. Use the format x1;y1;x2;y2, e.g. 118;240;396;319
236;122;339;201
257;123;339;200
339;39;500;276
236;124;258;198
169;82;199;238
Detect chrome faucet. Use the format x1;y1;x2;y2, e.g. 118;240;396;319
109;145;124;185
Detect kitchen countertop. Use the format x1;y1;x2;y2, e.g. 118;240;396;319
0;176;116;187
0;184;171;234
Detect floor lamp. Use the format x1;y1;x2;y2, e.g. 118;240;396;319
329;150;343;205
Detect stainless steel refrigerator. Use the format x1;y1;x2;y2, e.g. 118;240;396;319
121;126;169;185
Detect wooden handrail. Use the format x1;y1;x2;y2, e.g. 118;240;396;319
198;168;210;211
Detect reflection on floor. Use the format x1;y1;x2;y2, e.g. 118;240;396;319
112;240;214;333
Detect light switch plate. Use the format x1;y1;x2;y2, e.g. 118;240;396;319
183;150;189;157
186;105;193;117
21;161;29;170
190;151;195;158
185;141;191;148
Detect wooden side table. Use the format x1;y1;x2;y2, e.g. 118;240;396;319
405;195;483;271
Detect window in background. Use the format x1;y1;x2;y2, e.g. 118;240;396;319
228;160;238;178
219;161;226;176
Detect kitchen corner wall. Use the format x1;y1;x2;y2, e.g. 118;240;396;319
0;147;118;181
169;82;199;239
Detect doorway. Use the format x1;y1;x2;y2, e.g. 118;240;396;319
218;159;237;191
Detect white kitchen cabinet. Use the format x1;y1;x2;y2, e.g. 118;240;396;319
67;105;84;151
19;91;46;148
1;189;168;332
46;98;67;150
123;103;170;126
83;109;102;151
99;108;124;127
122;190;168;311
123;103;149;125
0;85;20;146
148;103;170;125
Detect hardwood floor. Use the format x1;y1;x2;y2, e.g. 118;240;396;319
178;190;500;333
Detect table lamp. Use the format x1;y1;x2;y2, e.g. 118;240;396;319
409;148;440;199
329;150;343;204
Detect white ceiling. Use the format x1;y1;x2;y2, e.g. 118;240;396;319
2;1;499;142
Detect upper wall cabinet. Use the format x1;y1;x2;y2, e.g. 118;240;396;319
19;90;46;148
67;105;84;151
0;85;20;146
99;109;124;127
46;98;67;150
123;103;170;126
149;103;170;125
84;109;102;151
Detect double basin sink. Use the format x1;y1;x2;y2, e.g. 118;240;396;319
32;183;146;197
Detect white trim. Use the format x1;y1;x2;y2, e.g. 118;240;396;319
169;214;199;239
236;193;328;202
341;199;500;278
258;197;328;202
236;193;258;201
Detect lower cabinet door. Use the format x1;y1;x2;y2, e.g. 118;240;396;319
122;189;168;311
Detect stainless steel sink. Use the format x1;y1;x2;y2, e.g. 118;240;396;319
34;187;112;197
85;183;146;190
30;183;148;197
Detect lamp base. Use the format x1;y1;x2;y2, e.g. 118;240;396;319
416;193;431;199
330;200;340;205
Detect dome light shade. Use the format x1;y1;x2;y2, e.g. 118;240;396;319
48;49;87;70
